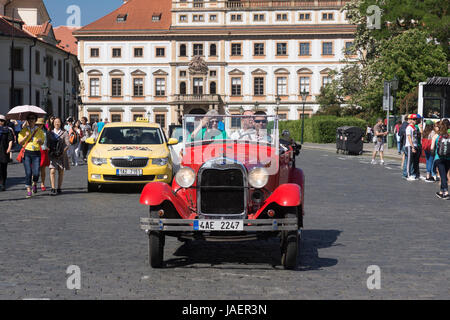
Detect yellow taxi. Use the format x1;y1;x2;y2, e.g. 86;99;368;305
86;120;178;192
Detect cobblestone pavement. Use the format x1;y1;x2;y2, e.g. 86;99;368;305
0;148;448;300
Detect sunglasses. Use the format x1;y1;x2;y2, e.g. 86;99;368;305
254;120;267;124
210;120;219;123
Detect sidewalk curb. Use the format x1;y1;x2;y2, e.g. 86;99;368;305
301;144;403;161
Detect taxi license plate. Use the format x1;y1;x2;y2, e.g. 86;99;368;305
116;169;143;176
194;220;244;231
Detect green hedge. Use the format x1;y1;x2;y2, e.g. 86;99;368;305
279;116;367;143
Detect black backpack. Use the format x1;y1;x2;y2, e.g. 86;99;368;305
48;131;65;158
437;134;450;158
398;121;408;148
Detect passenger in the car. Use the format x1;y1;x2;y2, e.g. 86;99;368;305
189;110;227;141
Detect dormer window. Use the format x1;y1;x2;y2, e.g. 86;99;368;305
117;14;127;22
152;13;161;22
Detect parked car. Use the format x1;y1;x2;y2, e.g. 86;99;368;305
140;114;305;269
85;121;178;192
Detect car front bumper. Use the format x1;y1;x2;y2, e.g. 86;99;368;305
88;164;172;184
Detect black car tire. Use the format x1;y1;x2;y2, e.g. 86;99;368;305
148;209;165;268
87;181;98;193
281;212;299;270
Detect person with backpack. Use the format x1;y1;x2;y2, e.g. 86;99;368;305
68;120;83;166
48;117;70;196
431;119;450;199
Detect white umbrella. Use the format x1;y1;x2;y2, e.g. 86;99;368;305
6;105;47;120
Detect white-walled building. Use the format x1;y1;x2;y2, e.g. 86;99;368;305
75;0;356;130
0;0;81;119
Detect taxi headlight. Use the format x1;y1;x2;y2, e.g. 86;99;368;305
248;167;269;189
152;158;169;166
91;157;107;166
175;167;196;188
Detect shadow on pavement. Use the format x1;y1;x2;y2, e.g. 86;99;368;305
162;229;341;270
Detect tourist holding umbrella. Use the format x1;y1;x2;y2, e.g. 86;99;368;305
17;113;45;198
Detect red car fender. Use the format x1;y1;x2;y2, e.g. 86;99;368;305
253;183;302;219
289;168;305;216
140;182;191;219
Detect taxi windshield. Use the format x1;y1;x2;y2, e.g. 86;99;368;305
98;127;163;145
183;114;278;146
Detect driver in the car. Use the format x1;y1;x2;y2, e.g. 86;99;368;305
253;111;271;143
230;110;257;140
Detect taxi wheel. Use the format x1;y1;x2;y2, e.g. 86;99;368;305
281;212;299;270
87;181;99;193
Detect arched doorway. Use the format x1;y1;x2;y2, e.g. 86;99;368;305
188;108;207;115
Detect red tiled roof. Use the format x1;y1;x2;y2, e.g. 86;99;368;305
76;0;171;33
54;26;79;55
0;15;32;38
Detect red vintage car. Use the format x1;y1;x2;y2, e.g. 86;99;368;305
140;114;305;269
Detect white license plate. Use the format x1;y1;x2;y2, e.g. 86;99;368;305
116;169;143;176
194;220;244;231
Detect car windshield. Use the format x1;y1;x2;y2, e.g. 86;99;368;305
171;127;184;143
183;114;279;146
98;127;163;145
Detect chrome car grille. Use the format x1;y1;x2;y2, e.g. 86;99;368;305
111;157;149;168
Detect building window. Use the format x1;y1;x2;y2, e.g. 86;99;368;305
209;14;217;21
133;113;144;121
193;44;204;56
179;81;187;94
89;113;100;123
231;14;242;21
155;114;166;129
210;81;217;94
345;41;354;55
111;114;122;122
116;14;127;22
90;78;100;96
299;13;311;21
231;43;242;56
58;60;62;81
133;78;144;96
112;48;122;58
65;63;70;83
179;44;187;57
193;15;204;22
46;55;53;77
152;14;161;22
231;116;241;128
322;76;332;87
322;42;333;55
299;42;310;56
278;113;287;121
254;43;264;56
156;47;165;57
111;78;122;96
253;14;265;21
209;70;217;77
179;15;187;22
134;48;143;57
90;48;99;57
276;43;287;55
276;13;288;21
193;78;203;95
35;90;40;107
277;77;287;95
231;78;242;96
10;47;23;70
254;77;264;96
322;13;334;20
299;77;310;94
35;51;40;74
179;70;187;77
10;88;23;107
209;43;217;56
155;78;166;96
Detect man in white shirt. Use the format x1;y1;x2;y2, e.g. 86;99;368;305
231;110;257;140
404;115;418;180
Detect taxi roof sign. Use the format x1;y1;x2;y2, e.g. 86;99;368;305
136;117;149;122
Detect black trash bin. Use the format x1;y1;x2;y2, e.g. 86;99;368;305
336;126;364;155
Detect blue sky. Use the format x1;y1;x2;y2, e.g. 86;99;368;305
44;0;123;27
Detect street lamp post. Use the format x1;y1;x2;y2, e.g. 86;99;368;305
41;83;49;113
254;101;259;113
300;88;309;145
275;95;281;116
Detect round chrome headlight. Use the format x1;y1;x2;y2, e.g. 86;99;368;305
248;167;269;189
175;167;196;188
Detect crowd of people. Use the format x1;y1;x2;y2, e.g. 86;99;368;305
0;113;107;198
369;114;450;200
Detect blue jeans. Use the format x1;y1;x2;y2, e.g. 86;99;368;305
435;159;450;192
23;150;41;188
396;134;401;153
403;146;415;178
424;150;436;176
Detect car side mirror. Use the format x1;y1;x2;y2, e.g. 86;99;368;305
168;138;179;145
85;137;96;145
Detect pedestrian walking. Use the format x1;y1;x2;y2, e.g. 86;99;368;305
431;119;450;199
398;118;409;170
48;118;70;195
403;114;419;181
422;120;437;182
394;120;402;155
36;118;50;191
68;120;83;166
0;115;14;191
413;114;423;180
97;118;105;134
371;118;388;165
366;126;373;143
17;113;45;198
80;117;92;163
